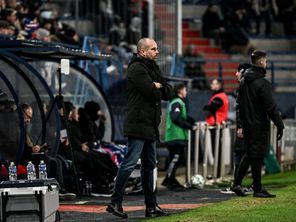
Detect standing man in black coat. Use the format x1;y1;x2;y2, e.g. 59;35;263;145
233;50;284;198
106;38;173;218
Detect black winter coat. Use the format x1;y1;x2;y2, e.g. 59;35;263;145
124;54;173;140
237;66;284;158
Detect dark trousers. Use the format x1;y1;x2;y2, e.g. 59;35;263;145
165;142;186;180
233;150;245;179
234;154;264;192
111;138;157;207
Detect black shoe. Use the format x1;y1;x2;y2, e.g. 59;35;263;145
232;185;248;197
106;203;128;218
162;177;184;189
59;190;76;201
145;205;169;218
253;189;276;198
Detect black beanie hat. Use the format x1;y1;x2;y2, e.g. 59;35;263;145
84;101;101;120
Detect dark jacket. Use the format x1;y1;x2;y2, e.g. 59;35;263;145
238;66;284;158
202;9;224;37
124;54;173;140
78;108;105;149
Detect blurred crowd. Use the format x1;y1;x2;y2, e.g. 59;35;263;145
0;0;148;55
0;0;81;45
202;0;296;54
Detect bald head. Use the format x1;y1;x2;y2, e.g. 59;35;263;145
137;38;152;52
137;38;159;61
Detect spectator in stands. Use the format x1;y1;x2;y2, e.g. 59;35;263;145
253;0;279;36
233;50;284;197
277;0;296;36
126;16;141;47
23;0;43;15
1;8;20;34
183;45;207;90
56;22;81;46
163;84;196;191
0;0;6;11
233;8;254;34
6;0;17;9
222;9;255;55
0;20;11;37
108;15;126;47
34;27;51;42
201;4;226;46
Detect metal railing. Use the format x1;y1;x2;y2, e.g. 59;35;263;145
186;120;296;184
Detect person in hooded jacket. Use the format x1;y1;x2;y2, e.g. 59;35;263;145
107;38;173;219
78;101;117;193
221;63;252;194
79;101;106;147
232;50;284;198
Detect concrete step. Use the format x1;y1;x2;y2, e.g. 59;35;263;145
250;38;296;51
182;5;207;19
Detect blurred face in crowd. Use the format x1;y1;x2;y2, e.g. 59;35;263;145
0;27;10;35
209;4;218;13
71;107;79;122
67;109;73;119
179;87;187;99
0;0;6;9
23;107;33;123
6;10;17;24
7;25;15;35
138;38;159;61
210;79;222;91
235;70;243;82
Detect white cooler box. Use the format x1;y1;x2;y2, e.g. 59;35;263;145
0;178;59;222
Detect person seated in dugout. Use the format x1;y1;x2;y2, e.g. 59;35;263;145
60;101;117;194
20;103;47;165
78;101;106;147
21;103;76;199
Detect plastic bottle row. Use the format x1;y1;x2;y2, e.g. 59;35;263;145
8;160;47;181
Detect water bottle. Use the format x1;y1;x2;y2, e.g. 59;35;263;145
27;161;36;180
38;160;47;179
8;162;17;181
